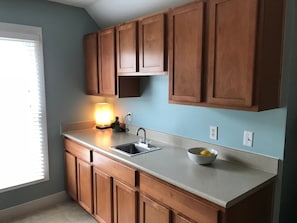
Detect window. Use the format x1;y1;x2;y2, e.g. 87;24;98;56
0;23;49;192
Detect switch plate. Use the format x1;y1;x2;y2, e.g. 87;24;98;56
209;126;218;140
243;131;254;147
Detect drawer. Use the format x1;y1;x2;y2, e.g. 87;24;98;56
139;172;220;223
64;138;92;162
93;151;137;187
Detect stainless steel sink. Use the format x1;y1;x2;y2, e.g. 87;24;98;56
110;142;161;157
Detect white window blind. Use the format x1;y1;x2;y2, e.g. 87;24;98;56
0;23;49;192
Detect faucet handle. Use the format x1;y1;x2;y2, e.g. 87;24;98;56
137;140;149;148
138;138;146;144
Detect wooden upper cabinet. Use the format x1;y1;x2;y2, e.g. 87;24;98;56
169;0;284;111
116;13;167;76
206;0;284;110
84;30;140;98
117;21;138;73
168;1;204;103
84;32;99;95
139;13;167;73
207;0;258;107
98;28;116;96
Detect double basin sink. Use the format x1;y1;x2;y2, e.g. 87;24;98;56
110;142;161;157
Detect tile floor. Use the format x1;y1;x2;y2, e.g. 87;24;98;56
7;199;97;223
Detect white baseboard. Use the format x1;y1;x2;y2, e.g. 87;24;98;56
0;191;69;222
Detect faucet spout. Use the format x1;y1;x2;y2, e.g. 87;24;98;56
136;127;147;144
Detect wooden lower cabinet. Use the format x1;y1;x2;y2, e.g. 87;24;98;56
77;159;93;214
139;172;219;223
93;170;138;223
64;138;93;214
140;171;275;223
139;194;170;223
65;138;275;223
64;154;93;214
114;179;138;223
139;194;198;223
92;151;138;223
174;214;196;223
93;168;113;223
65;151;77;201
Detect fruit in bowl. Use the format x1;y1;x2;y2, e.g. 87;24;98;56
187;147;218;165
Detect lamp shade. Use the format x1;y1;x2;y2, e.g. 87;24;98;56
95;103;113;128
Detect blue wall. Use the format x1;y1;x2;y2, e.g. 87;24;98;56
116;76;287;159
0;0;98;210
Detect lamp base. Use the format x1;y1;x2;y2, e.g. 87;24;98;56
96;125;111;130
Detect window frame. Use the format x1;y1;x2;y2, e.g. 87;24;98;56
0;22;49;193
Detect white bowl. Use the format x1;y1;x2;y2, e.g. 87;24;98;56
187;147;217;165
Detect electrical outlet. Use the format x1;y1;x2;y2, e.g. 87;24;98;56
126;112;132;122
243;131;254;147
209;126;218;140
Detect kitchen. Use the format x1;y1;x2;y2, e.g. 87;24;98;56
0;0;296;223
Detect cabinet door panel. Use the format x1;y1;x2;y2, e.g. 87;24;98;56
139;194;170;223
169;1;204;103
64;138;91;163
65;152;77;200
77;159;93;214
84;32;98;95
93;168;113;223
140;172;219;223
139;13;166;72
117;22;138;73
98;28;116;96
93;151;137;187
114;180;137;223
174;213;196;223
207;0;258;106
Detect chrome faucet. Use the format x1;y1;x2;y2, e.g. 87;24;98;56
136;127;147;144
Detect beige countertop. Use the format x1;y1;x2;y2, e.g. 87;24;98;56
63;127;276;208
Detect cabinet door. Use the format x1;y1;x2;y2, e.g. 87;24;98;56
207;0;258;107
65;152;77;200
140;172;219;223
139;13;166;73
93;168;113;223
117;21;138;73
84;32;99;95
169;1;204;103
98;28;116;96
174;213;196;223
77;159;93;214
139;194;170;223
113;179;137;223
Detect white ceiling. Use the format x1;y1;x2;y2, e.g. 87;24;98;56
49;0;194;28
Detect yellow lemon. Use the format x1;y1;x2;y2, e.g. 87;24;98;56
200;149;212;156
